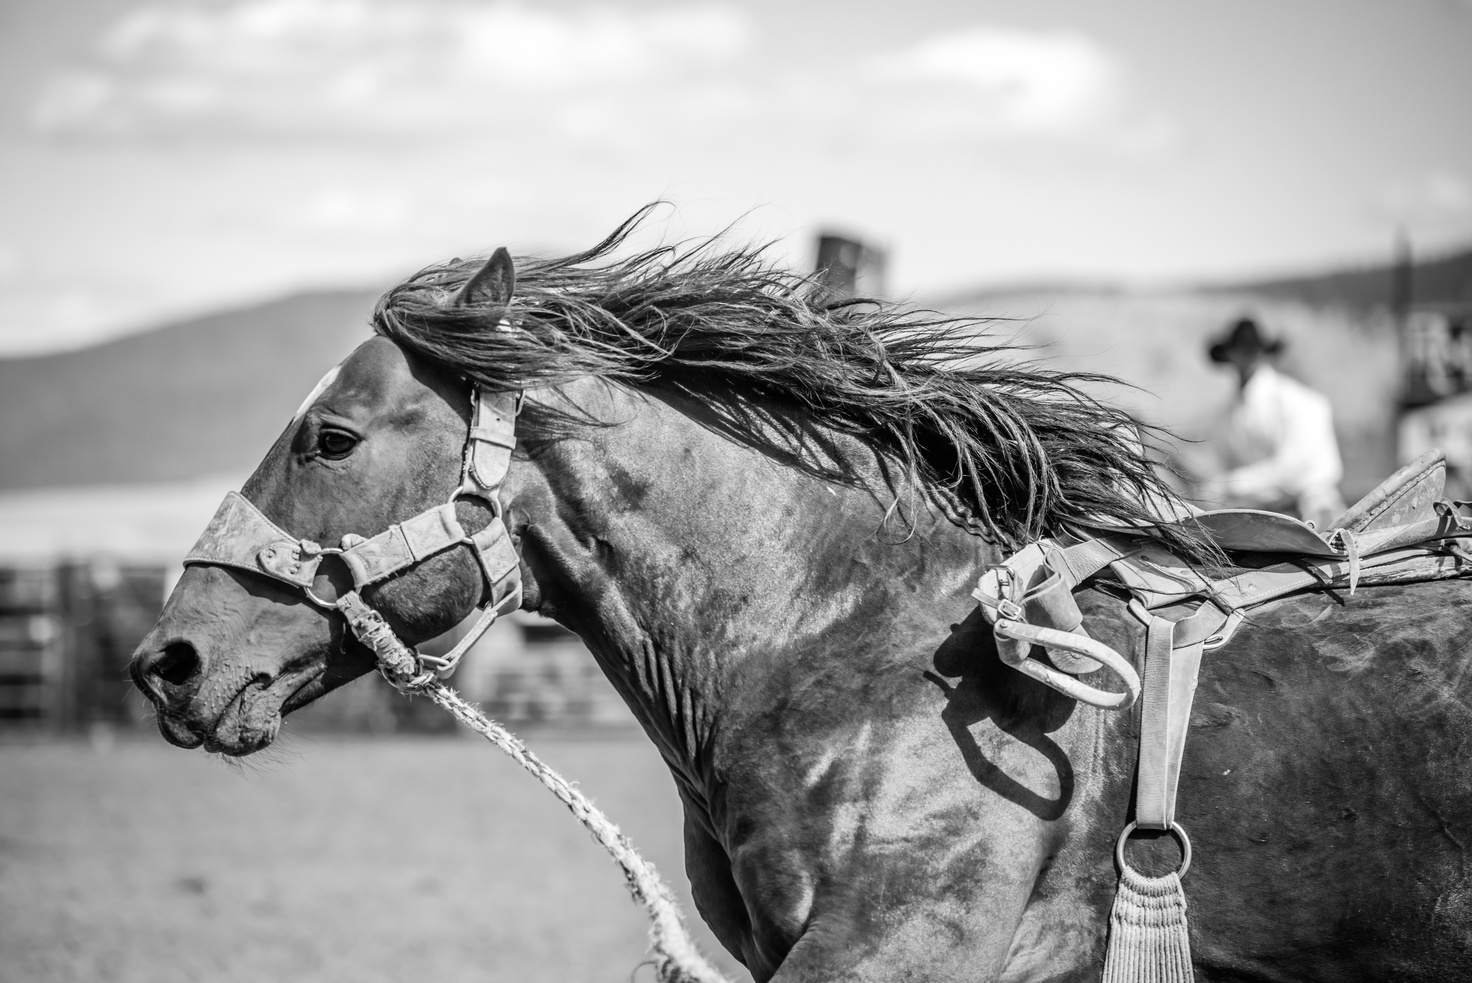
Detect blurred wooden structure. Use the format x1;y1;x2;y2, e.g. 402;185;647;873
0;479;227;734
0;562;164;730
450;615;629;727
814;233;887;300
1398;303;1472;501
0;567;63;725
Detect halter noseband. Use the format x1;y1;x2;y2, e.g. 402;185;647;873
182;385;524;690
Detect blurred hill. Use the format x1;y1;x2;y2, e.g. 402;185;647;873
944;244;1472;311
1202;243;1472;309
0;289;378;491
1;242;1468;498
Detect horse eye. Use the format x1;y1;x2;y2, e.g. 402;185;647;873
317;429;359;459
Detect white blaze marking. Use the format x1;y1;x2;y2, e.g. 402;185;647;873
290;364;343;423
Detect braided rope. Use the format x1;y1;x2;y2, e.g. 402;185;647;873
338;592;731;983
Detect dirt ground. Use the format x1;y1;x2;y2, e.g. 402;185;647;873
0;730;753;983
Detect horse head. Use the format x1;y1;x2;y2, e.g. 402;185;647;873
130;251;526;755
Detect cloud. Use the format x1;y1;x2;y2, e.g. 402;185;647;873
1375;169;1472;226
868;27;1124;134
36;6;1173;158
34;0;752;139
289;186;413;233
824;26;1182;160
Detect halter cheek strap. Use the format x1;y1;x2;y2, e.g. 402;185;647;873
183;386;524;689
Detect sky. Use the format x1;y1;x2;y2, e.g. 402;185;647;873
1;0;1470;355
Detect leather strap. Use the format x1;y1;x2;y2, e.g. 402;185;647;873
1209;543;1454;611
186;491;325;590
1134;605;1226;830
186;493;481;593
470;514;522;589
464;390;519;501
339;503;469;588
1054;534;1138;583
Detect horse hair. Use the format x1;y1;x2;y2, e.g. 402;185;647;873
372;204;1202;555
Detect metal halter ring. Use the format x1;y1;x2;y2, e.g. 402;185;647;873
1114;821;1192;879
301;546;347;610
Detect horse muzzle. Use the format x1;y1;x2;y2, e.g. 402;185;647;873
131;635;211;748
129;576;329;756
131;633;304;755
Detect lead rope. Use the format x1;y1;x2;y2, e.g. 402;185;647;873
336;591;732;983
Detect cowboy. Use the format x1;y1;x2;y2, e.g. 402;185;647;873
1199;317;1346;529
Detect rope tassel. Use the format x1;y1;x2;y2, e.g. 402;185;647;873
1102;866;1195;983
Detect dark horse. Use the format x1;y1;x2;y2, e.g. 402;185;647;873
131;213;1472;981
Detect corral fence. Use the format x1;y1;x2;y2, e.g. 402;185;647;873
0;560;629;736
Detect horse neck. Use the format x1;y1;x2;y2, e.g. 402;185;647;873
510;377;999;779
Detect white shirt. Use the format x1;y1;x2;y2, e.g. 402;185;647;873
1208;365;1345;521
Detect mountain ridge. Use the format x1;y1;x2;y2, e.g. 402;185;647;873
937;243;1472;311
2;243;1469;493
0;289;379;491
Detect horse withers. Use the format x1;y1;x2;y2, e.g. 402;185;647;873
131;216;1472;981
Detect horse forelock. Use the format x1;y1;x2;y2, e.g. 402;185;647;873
371;205;1202;556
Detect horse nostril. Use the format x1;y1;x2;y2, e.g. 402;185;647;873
153;641;201;687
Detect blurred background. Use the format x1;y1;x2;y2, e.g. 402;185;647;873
1;1;1471;981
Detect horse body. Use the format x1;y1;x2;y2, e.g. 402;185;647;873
507;372;1472;981
130;225;1472;981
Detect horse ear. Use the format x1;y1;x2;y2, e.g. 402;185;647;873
449;247;516;309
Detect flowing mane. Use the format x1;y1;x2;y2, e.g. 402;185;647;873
373;206;1195;553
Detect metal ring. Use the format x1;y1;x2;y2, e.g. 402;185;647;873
301;546;348;610
1202;609;1246;651
1114;821;1192;878
451;482;504;517
303;586;342;610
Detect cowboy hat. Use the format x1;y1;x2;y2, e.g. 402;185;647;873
1208;317;1285;363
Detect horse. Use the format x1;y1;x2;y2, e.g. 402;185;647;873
130;212;1472;982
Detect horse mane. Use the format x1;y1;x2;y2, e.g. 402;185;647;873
373;205;1201;554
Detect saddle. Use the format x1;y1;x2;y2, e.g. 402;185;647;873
971;450;1472;982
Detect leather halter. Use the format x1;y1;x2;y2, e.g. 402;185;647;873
183;385;524;687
